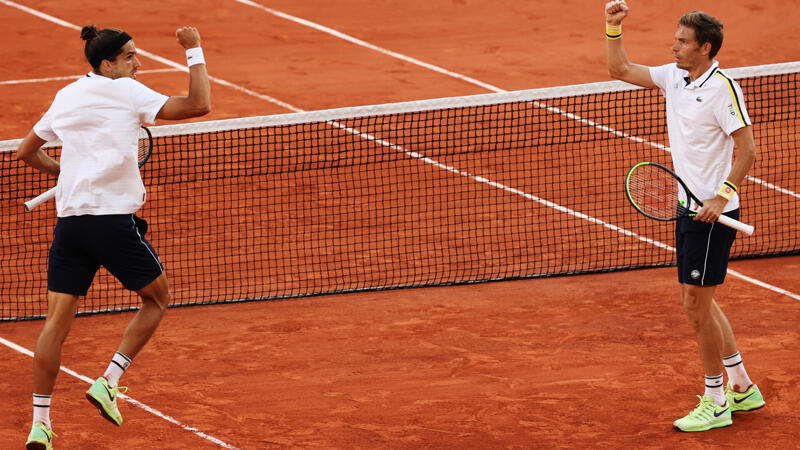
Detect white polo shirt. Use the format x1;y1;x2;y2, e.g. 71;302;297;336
649;61;751;212
34;72;169;217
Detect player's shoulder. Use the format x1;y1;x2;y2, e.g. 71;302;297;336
705;67;745;95
649;62;683;86
52;74;95;100
112;76;144;88
710;67;739;84
113;77;160;97
651;62;680;75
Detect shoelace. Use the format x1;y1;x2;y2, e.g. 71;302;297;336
687;396;717;420
34;422;58;439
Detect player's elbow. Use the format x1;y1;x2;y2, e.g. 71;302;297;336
607;64;626;80
193;102;211;117
191;96;212;117
179;101;210;119
16;145;36;164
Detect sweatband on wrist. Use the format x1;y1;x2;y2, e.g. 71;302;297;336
717;181;737;200
185;47;205;67
606;23;622;40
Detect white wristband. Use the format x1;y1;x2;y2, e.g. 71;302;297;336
185;47;205;67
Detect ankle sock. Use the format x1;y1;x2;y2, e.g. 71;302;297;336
32;394;51;429
103;351;132;388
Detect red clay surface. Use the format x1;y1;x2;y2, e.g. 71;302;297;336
1;0;799;448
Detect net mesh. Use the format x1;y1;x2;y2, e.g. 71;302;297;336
2;62;799;320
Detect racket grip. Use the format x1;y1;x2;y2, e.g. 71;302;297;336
23;186;57;212
718;214;754;235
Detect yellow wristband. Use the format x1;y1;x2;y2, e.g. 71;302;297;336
718;182;736;201
606;23;622;40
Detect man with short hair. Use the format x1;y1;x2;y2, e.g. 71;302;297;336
604;0;763;432
18;24;211;448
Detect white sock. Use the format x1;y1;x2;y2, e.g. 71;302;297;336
32;394;51;429
103;351;132;388
723;351;753;392
704;373;726;406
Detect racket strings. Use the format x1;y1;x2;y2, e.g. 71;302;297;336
628;166;682;219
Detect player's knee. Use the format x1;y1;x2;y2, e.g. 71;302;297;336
40;320;71;344
137;273;171;312
139;288;170;314
681;289;712;327
149;291;171;313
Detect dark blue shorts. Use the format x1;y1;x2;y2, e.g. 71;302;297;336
676;209;739;286
47;214;164;296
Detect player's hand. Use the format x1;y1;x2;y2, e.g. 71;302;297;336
176;26;201;49
605;0;629;25
695;196;727;223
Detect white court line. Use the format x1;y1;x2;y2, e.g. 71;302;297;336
330;119;800;301
232;0;798;202
232;0;505;94
0;336;238;449
0;0;299;112
728;269;800;301
233;0;800;296
0;68;181;85
1;2;797;301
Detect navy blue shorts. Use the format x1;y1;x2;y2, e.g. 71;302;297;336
47;214;164;296
676;209;739;286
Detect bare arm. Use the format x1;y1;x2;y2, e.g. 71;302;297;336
694;126;757;222
726;126;757;189
17;130;59;177
157;27;211;120
604;0;656;88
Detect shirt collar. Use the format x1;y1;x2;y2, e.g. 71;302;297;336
682;60;719;89
86;71;112;80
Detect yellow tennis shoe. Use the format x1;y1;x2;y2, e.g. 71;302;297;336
25;423;56;450
673;395;732;432
86;377;127;426
726;383;765;413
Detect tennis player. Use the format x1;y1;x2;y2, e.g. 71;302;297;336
604;1;763;432
18;24;210;448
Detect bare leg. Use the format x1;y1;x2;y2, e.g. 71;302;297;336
680;284;726;376
116;272;171;359
32;292;80;394
711;299;738;358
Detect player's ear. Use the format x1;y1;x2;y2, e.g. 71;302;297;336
99;59;113;76
699;41;712;57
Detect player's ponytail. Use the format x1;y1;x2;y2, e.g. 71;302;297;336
80;24;99;42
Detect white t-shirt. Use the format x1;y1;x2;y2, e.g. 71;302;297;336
34;72;169;217
649;61;751;212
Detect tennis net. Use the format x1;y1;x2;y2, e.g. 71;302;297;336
2;62;798;320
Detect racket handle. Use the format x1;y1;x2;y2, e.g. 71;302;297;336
718;214;754;235
23;186;57;212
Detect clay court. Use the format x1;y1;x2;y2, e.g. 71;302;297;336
1;0;799;448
